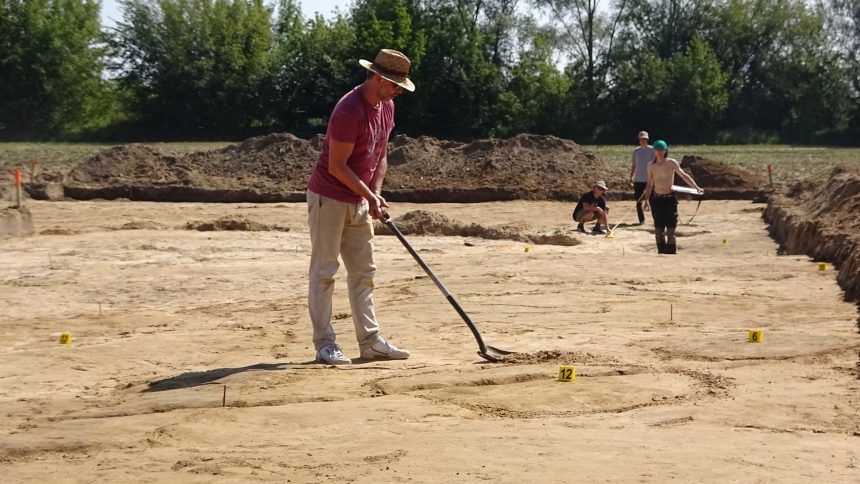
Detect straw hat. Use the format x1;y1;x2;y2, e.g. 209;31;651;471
359;49;415;92
594;180;609;191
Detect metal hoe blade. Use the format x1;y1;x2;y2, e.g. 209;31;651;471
479;345;516;363
384;216;515;363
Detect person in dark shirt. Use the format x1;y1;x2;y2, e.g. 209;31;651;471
572;180;611;235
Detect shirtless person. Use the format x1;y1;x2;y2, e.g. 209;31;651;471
642;140;703;254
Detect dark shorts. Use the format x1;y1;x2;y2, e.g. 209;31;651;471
572;208;599;222
650;193;678;229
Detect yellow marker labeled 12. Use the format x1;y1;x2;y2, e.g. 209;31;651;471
558;366;575;382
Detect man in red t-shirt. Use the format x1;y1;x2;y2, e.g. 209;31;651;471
306;49;415;365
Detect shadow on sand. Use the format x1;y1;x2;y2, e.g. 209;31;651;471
146;363;296;392
146;359;398;392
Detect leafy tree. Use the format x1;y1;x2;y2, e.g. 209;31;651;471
394;0;515;139
604;34;726;142
351;0;426;62
664;33;728;140
272;1;356;135
530;0;628;137
821;0;860;138
499;22;571;136
0;0;108;137
110;0;276;137
604;52;670;141
706;0;846;142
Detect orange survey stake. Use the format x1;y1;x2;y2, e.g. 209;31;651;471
15;168;22;187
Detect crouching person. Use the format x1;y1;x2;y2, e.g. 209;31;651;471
573;180;611;235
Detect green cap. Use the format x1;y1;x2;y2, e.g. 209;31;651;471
653;140;668;150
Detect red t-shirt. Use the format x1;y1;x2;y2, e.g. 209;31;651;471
308;85;395;204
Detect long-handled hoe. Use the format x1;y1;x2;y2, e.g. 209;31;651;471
383;214;515;362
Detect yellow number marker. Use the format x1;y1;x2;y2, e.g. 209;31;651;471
524;246;531;253
558;366;575;382
818;262;826;271
722;238;728;245
58;333;72;345
748;330;763;343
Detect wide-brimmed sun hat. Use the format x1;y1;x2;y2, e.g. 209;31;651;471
594;180;609;191
359;49;415;92
638;131;649;139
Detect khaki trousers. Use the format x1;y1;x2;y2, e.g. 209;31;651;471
307;190;380;351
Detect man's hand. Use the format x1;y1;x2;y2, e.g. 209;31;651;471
643;200;651;212
368;194;389;219
697;187;705;195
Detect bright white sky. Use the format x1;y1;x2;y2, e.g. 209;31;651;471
100;0;352;27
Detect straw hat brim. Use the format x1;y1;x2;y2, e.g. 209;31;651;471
359;59;415;92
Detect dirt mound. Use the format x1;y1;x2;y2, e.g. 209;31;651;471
39;228;79;236
66;144;180;186
184;216;290;232
57;134;770;203
61;133;610;203
385;133;608;200
64;135;316;202
764;165;860;301
118;221;169;230
375;210;580;246
498;350;618;365
680;155;764;199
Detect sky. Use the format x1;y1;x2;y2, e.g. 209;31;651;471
99;0;352;28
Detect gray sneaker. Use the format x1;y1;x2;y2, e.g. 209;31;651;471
361;337;410;360
316;344;351;365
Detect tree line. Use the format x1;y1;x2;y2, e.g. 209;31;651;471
1;0;859;144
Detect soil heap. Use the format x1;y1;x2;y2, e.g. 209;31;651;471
384;134;608;201
764;165;860;301
184;216;290;232
61;133;610;203
680;155;764;199
376;210;580;246
64;134;317;203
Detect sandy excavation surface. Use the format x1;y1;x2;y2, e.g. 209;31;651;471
1;199;859;483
